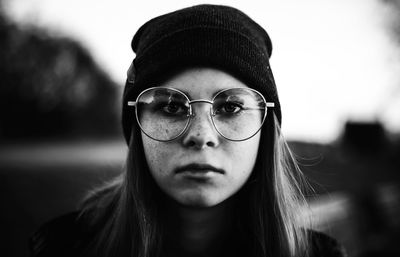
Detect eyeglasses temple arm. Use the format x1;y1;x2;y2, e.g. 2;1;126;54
127;101;136;107
244;102;274;110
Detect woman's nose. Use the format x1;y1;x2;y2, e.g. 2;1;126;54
182;104;220;149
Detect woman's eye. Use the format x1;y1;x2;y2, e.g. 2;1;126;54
162;102;186;115
217;102;243;114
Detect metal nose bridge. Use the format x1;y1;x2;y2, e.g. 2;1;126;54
187;99;214;117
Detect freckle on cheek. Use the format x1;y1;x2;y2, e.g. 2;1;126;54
144;141;170;174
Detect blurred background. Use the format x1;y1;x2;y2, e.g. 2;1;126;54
0;0;399;256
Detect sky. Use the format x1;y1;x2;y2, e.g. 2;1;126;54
4;0;400;143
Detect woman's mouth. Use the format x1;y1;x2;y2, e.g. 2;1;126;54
174;163;225;181
175;163;225;174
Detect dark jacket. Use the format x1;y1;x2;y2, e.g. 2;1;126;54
30;212;347;257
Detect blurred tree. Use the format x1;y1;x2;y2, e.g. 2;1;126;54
0;1;120;141
382;0;400;40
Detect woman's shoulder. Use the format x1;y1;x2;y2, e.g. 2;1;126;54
308;230;347;257
30;211;93;257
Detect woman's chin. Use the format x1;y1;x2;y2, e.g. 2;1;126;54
173;192;226;208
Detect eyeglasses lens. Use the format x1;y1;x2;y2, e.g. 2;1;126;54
136;88;190;141
212;88;266;141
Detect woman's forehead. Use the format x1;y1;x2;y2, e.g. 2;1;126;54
159;67;249;99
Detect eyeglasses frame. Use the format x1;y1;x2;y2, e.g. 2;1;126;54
127;87;274;142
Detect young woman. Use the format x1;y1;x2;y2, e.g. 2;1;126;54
31;4;346;257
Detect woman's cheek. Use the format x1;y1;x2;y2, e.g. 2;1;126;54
142;136;172;176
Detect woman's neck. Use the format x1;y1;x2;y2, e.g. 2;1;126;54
164;199;235;255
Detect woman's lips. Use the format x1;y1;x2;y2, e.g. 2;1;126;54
174;164;225;181
174;163;225;174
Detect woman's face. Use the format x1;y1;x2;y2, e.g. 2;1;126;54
142;68;261;208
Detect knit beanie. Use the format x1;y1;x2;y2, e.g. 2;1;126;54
122;4;281;144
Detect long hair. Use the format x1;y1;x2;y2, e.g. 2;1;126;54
79;111;311;257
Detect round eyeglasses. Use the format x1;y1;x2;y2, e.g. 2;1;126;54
127;87;274;142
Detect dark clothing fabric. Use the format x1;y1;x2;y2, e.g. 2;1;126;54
30;212;347;257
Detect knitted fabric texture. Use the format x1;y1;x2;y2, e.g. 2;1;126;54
122;4;281;143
